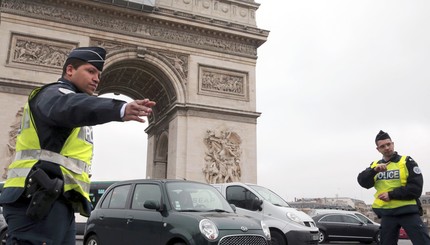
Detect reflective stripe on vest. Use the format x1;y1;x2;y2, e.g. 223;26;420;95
14;149;90;175
371;156;416;209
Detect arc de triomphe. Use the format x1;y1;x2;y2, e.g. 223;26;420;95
0;0;268;184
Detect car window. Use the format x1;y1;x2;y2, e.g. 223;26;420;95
320;214;343;223
131;184;161;210
100;184;131;209
225;186;259;210
342;215;362;224
249;185;290;207
354;213;373;224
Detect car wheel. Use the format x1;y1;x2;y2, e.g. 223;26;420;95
318;230;327;243
375;230;381;244
0;229;7;245
85;234;100;245
270;230;286;245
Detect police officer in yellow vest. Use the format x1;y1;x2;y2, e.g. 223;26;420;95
0;46;156;244
358;130;430;245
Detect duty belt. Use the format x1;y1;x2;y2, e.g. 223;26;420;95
14;149;90;174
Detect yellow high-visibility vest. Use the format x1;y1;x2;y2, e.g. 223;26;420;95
4;86;92;216
371;156;417;209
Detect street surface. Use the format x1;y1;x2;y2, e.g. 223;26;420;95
321;240;412;244
76;238;413;245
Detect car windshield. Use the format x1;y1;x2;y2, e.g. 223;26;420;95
166;182;234;212
249;185;291;207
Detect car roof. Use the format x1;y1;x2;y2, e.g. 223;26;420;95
309;209;360;216
109;179;207;186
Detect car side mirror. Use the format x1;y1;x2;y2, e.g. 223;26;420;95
144;200;161;211
251;199;263;211
230;204;237;213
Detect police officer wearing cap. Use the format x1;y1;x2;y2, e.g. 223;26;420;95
0;46;156;244
358;130;430;245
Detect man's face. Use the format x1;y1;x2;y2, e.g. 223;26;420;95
66;63;101;95
376;138;395;159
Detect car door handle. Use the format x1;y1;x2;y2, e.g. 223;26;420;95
127;217;134;224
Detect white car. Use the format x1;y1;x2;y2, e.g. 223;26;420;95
213;182;319;245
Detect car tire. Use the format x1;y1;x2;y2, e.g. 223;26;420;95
318;230;327;243
173;242;186;245
270;230;286;245
0;229;7;245
85;234;100;245
374;231;381;244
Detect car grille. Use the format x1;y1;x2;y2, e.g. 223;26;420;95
218;235;268;245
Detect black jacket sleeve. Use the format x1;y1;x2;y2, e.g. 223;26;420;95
31;82;126;128
357;163;378;189
388;156;423;200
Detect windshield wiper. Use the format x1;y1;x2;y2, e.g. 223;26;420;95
206;209;230;213
177;209;200;212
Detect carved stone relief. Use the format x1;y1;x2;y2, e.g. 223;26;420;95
202;129;242;184
90;38;135;54
7;33;77;72
2;107;24;179
199;65;248;100
90;38;189;82
158;51;188;81
2;0;259;58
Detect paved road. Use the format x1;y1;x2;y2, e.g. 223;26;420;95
321;240;412;244
77;239;413;245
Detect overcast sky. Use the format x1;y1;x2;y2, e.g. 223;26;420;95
92;0;430;204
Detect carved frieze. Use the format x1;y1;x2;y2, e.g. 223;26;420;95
7;33;77;73
2;0;260;58
90;38;189;81
157;0;257;25
90;38;135;54
199;65;248;100
203;129;242;184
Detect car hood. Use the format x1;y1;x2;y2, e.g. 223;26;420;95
187;212;262;230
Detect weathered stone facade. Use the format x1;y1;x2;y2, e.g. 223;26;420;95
0;0;268;183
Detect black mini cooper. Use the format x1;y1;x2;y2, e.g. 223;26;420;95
84;179;271;245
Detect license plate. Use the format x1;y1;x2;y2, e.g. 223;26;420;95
311;234;319;240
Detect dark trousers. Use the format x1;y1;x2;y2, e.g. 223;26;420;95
3;198;76;245
380;213;430;245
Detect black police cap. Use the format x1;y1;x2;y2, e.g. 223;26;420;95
67;47;106;71
375;130;391;143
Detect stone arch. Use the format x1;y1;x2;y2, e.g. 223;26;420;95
152;131;169;179
96;48;187;178
0;0;268;184
98;48;187;121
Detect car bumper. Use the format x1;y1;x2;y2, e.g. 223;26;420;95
285;230;319;244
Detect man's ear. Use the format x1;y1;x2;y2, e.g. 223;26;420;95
65;64;75;78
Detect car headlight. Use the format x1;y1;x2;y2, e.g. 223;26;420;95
286;212;305;226
199;219;219;240
261;220;271;240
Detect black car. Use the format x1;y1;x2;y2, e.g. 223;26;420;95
0;207;7;245
83;179;271;245
311;212;380;244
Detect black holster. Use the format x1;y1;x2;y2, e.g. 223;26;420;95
24;168;64;220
